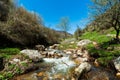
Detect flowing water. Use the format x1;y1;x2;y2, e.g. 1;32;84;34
13;49;119;80
14;51;76;80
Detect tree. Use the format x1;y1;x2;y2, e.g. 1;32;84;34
57;17;70;37
74;25;82;40
0;0;14;21
90;0;120;40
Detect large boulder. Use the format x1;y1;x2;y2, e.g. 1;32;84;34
113;57;120;72
2;54;40;79
77;39;92;47
74;62;91;79
20;49;43;62
113;56;120;78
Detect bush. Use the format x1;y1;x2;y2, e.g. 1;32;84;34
0;6;61;48
74;27;82;40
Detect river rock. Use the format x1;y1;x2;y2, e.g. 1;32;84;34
76;49;84;56
20;49;43;62
35;45;45;51
116;73;120;78
75;62;91;78
113;56;120;72
77;39;92;47
74;57;88;65
43;49;64;58
49;44;59;49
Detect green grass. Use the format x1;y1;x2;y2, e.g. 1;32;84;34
0;48;20;55
81;31;112;44
58;42;77;50
97;56;114;66
0;48;20;59
80;31;120;66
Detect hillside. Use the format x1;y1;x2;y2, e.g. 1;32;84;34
0;1;71;48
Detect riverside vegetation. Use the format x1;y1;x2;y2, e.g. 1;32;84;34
0;0;120;80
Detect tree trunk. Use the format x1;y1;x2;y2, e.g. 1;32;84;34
116;29;119;40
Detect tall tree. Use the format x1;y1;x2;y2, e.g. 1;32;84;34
90;0;120;40
57;17;70;38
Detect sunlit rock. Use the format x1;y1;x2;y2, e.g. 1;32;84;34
20;49;43;62
77;39;92;47
94;59;100;67
75;62;91;78
35;45;45;51
74;57;88;65
49;44;59;49
116;73;120;78
114;56;120;72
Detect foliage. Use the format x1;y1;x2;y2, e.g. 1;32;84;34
0;0;14;21
74;26;82;40
0;3;62;48
97;56;113;66
90;0;120;40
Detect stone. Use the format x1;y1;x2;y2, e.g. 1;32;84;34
74;57;88;65
77;39;92;47
116;73;120;78
76;50;84;56
75;62;91;77
113;56;120;72
37;72;45;77
35;45;45;51
9;58;21;64
66;51;72;55
72;54;78;59
94;59;99;67
49;44;59;49
20;49;43;62
82;50;90;58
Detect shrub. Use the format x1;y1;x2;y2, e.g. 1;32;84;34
0;6;61;48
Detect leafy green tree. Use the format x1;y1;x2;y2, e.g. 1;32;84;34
90;0;120;40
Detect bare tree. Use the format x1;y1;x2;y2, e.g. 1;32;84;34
57;17;70;38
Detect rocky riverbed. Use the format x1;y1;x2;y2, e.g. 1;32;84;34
1;39;120;80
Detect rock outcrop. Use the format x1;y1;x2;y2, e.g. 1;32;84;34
74;62;91;79
20;49;43;62
114;56;120;78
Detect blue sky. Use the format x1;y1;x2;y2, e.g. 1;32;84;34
18;0;92;34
